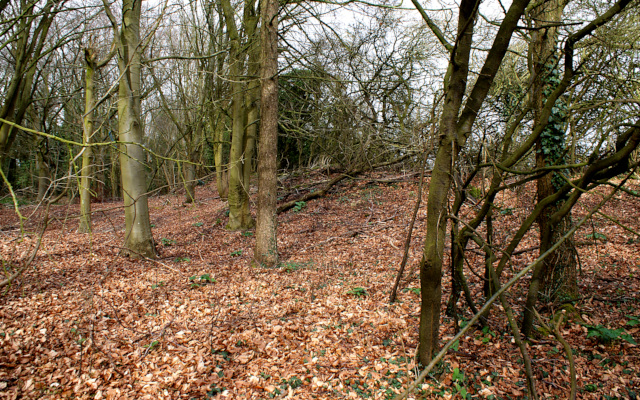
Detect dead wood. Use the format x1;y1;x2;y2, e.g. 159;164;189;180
277;153;417;214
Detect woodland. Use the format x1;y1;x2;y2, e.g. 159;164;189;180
0;0;639;399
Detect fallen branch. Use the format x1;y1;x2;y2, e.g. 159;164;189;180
365;171;422;185
277;153;417;214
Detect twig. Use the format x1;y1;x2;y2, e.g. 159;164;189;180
0;203;50;289
390;158;427;303
534;310;576;400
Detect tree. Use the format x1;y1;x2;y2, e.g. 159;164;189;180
521;0;576;335
78;48;97;233
220;0;259;231
254;0;279;266
413;0;638;365
104;0;156;257
415;0;531;364
0;0;58;174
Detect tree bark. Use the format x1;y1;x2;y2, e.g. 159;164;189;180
28;106;50;203
522;0;576;337
35;134;49;202
254;0;279;267
221;0;257;230
214;115;229;199
79;48;97;233
417;0;532;364
116;0;155;257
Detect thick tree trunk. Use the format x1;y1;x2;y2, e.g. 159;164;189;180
254;0;279;267
117;0;155;258
522;0;576;337
79;48;97;233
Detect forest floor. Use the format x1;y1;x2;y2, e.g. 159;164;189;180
0;170;639;400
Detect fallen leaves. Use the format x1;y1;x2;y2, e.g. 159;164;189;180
0;173;638;399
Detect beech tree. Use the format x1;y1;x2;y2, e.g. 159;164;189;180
79;44;114;233
103;0;156;257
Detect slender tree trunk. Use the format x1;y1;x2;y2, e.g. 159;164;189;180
35;135;49;202
79;48;97;233
241;13;260;224
28;106;50;202
184;123;202;204
254;0;279;267
417;0;532;364
117;0;155;257
419;139;454;364
221;0;257;230
226;71;252;229
214;114;229;199
209;1;229;200
184;160;196;203
110;144;119;199
418;0;477;365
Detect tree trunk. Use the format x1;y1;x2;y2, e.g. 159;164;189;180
522;0;576;337
184;160;196;203
0;0;54;170
79;48;97;233
221;0;257;231
254;0;279;267
416;0;532;364
419;140;454;364
28;107;50;202
110;144;120;199
35;135;49;202
214;114;229;199
117;0;155;258
226;73;253;229
418;0;477;365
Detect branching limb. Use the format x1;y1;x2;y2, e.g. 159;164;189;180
394;179;623;400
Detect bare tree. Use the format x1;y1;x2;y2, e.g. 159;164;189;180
103;0;156;257
254;0;279;266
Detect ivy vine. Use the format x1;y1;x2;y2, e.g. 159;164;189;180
539;55;569;192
